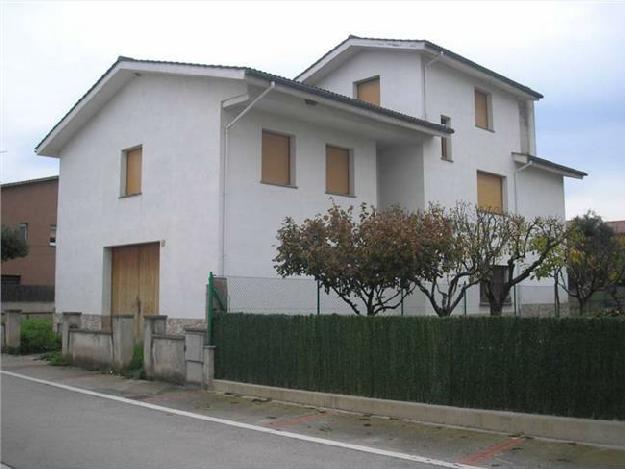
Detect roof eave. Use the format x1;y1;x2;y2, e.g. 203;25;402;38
512;152;587;179
245;72;452;137
296;36;543;101
36;58;246;157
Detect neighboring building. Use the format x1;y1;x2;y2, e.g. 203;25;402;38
36;36;585;328
1;176;58;286
607;220;625;239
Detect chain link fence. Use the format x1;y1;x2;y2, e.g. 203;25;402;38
221;276;613;317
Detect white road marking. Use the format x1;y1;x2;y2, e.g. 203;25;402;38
1;370;484;469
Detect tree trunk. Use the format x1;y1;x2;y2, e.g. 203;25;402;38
490;299;503;316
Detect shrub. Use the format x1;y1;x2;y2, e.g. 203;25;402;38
20;319;61;354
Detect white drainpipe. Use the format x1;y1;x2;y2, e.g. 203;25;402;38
422;51;445;120
218;81;276;276
513;159;533;315
513;160;533;215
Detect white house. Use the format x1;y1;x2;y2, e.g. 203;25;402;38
37;36;585;329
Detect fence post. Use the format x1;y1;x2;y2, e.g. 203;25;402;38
61;312;82;357
143;315;167;378
207;272;214;346
4;310;22;351
463;285;467;316
316;279;320;316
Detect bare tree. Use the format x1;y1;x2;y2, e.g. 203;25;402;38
411;203;506;317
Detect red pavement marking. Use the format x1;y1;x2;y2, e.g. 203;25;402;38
459;437;524;465
266;413;324;428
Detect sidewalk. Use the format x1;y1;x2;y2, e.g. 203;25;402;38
2;354;624;469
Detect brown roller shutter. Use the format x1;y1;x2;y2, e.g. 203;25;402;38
356;77;380;106
262;131;291;185
477;171;503;213
125;147;142;195
326;145;351;195
475;90;489;129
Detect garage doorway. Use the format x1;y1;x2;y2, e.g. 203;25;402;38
111;243;159;339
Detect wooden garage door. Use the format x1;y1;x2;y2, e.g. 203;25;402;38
111;243;159;338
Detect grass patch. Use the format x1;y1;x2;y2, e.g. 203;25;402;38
122;343;145;379
20;319;61;354
40;350;70;366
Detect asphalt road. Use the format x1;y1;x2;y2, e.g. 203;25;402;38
1;373;445;469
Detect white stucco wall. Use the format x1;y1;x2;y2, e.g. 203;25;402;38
225;108;378;278
56;74;245;319
314;49;566;314
377;144;424;211
312;49;424;118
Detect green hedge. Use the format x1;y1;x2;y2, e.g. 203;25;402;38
214;314;625;420
20;319;61;354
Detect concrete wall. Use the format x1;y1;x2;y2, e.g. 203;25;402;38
69;330;113;370
55;74;246;320
150;335;186;384
1;302;55;313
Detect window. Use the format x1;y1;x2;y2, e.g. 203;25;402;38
355;77;380;106
474;89;491;130
477;171;504;213
261;130;293;186
326;145;352;196
124;146;142;196
441;115;452;161
18;223;28;242
49;225;57;247
480;266;512;305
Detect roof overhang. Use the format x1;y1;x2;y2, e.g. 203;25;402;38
36;59;246;157
296;36;543;101
244;73;450;138
36;57;451;157
512;152;587;179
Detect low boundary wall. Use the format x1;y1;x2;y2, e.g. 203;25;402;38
61;313;135;371
143;316;214;387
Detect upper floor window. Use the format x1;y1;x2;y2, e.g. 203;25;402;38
474;89;492;130
123;146;142;196
477;171;504;214
261;130;293;187
49;225;57;247
441;115;452;161
18;223;28;242
355;77;380;106
326;145;352;196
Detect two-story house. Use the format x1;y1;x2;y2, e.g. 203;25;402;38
36;36;585;330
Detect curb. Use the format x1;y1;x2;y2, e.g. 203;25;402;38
213;380;625;448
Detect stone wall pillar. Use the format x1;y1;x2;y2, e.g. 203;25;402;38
61;312;82;357
143;315;167;377
184;328;206;384
111;315;135;370
202;346;216;390
4;310;23;351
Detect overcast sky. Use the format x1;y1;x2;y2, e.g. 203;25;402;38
2;1;624;220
